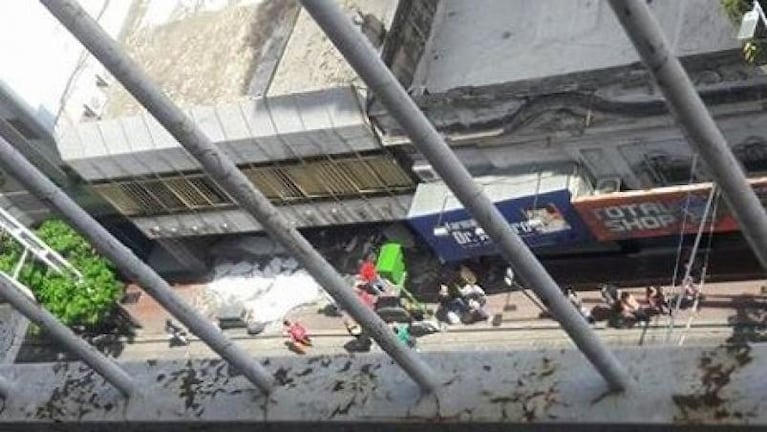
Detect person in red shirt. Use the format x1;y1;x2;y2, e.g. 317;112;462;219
359;257;386;294
283;320;312;352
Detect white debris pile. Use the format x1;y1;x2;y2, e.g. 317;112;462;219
204;257;326;328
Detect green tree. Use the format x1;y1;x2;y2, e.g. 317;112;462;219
0;219;123;328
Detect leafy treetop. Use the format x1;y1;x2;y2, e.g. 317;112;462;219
0;219;123;328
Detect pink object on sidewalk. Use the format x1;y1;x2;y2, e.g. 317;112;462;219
286;321;309;343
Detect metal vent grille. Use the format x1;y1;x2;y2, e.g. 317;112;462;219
90;154;414;215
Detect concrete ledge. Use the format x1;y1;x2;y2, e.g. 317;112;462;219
0;343;764;430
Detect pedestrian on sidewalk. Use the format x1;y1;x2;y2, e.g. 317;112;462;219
354;282;378;310
437;284;468;324
284;319;312;354
343;318;372;352
646;286;669;315
600;283;620;308
620;291;648;322
565;287;594;324
393;323;415;348
460;281;490;323
165;319;189;347
359;254;386;294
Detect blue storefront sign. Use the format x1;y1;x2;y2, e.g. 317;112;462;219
407;189;591;262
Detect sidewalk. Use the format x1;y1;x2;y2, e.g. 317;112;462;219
121;277;766;340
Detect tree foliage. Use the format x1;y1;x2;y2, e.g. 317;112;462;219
0;219;123;328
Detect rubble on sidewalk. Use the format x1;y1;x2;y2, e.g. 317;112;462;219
201;257;330;333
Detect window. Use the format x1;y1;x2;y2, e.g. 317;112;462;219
92;177;235;216
640;153;696;186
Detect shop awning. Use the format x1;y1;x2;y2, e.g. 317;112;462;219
406;167;592;262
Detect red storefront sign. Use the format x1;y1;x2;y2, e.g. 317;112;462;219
573;178;767;241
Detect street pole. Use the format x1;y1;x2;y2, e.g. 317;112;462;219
0;124;274;395
0;272;137;396
298;0;632;391
41;0;440;393
609;0;767;271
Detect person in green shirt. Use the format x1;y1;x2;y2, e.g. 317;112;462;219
393;323;415;348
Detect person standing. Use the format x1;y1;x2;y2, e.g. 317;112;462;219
600;283;620;308
359;255;386;294
646;286;669;314
393;323;415;348
565;287;594;323
165;319;189;346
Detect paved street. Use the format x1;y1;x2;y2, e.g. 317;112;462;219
16;278;764;363
110;320;742;362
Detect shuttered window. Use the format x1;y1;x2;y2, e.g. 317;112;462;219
90;154;414;216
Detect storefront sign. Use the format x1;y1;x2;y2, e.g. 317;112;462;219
573;178;767;241
408;189;591;262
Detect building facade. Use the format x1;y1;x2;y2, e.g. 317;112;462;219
374;0;767;259
2;0;765;271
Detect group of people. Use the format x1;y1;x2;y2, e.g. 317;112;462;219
437;282;490;325
597;280;702;327
434;266;491;325
599;284;652;324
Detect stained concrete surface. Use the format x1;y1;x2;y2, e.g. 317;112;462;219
0;344;765;429
413;0;740;92
103;0;299;117
267;0;398;96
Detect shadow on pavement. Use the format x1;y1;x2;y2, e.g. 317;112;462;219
15;307;137;363
726;293;766;344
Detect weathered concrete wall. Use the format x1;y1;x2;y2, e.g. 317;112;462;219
374;48;767;190
130;193;413;239
104;0;299;117
0;344;763;430
412;0;739;93
267;0;399;96
380;0;440;89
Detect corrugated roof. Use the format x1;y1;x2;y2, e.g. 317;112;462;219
58;87;379;180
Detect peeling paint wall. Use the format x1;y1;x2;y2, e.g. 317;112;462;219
267;0;399;96
0;345;764;430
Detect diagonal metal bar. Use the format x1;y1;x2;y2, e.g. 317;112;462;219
609;0;767;271
0;272;137;396
0;124;274;394
298;0;632;391
41;0;440;392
